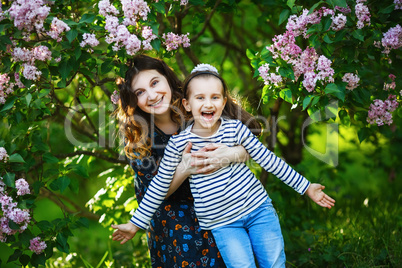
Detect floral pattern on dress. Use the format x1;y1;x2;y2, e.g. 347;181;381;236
130;129;226;268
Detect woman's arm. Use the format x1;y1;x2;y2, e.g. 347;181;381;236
165;143;250;197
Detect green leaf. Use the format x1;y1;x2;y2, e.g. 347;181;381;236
278;10;290;25
379;4;396;14
3;173;16;187
19;254;30;266
100;60;113;74
7;249;22;263
279;88;293;104
309;1;325;14
0;95;17;112
324;83;345;101
278;67;294;80
9;153;25;163
339;110;350;126
31;253;46;266
151;39;161;52
95;251;109;268
328;0;348;8
79;13;96;23
261;84;270;104
77;217;90;228
39;88;51;98
59;176;71;193
246;49;256;60
323;35;334;44
59;61;73;80
9;219;20;230
287;0;296;9
37;220;53;231
307;106;321;122
43;152;59;163
358;127;370;143
302;95;314;110
70;164;89;178
152;2;166;14
75;46;82;60
352;30;364;42
66;29;78;43
25;93;32;107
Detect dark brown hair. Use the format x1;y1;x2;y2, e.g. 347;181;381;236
182;71;262;136
116;54;186;159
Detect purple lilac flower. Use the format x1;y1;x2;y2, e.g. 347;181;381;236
29;237;47;254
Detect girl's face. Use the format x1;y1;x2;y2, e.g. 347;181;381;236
182;76;227;136
131;70;172;116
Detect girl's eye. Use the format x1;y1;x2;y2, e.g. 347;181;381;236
135;90;144;96
212;96;220;99
196;96;204;100
151;80;158;86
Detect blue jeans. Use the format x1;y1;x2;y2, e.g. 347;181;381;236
211;199;286;268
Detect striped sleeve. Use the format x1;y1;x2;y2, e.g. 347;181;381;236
236;121;310;194
130;137;182;229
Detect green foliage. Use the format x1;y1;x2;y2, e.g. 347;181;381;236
0;0;401;267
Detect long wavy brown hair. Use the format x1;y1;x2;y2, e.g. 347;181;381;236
116;55;186;160
182;71;262;136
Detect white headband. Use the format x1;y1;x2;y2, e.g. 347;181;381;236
191;63;219;74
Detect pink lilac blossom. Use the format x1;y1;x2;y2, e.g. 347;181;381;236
98;0;119;17
331;13;347;31
32;46;52;61
14;73;25;88
0;194;17;212
12;47;32;62
80;33;100;48
1;216;18;238
293;47;319;80
381;24;402;56
258;64;283;87
316;55;335;83
111;90;120;104
0;147;9;162
303;71;318;92
0;2;5;22
47;18;71;42
121;0;151;26
367;95;399;126
0;179;5;195
29;237;47;254
268;31;302;61
8;0;51;33
105;15;120;37
22;63;42;80
335;5;352;13
394;0;402;10
355;1;371;29
162;32;190;51
342;73;360;90
15;178;30;196
383;74;396;91
7;208;30;224
0;74;14;105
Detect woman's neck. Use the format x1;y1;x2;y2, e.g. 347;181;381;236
153;113;178;135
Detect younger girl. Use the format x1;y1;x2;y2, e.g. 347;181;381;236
114;64;335;267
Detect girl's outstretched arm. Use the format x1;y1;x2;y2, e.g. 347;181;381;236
111;223;140;244
305;183;336;209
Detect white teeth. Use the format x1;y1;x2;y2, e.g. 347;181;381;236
150;97;163;107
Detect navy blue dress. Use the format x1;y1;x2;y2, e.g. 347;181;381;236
129;128;226;268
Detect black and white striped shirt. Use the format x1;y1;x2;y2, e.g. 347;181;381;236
131;118;310;230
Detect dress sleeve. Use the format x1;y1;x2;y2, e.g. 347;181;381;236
236;121;310;195
130;137;182;229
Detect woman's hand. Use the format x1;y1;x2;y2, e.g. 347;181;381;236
305;183;336;209
111;223;140;244
190;143;248;174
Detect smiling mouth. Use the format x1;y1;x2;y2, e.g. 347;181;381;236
201;111;215;121
149;97;163;107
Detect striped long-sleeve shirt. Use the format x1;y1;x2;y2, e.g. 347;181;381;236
130;118;310;230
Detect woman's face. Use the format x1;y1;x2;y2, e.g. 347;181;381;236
131;70;172;116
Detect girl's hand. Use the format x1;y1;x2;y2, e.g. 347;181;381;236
111;223;140;244
305;183;336;209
